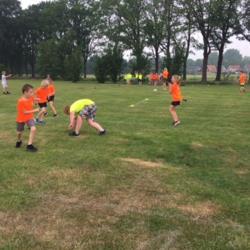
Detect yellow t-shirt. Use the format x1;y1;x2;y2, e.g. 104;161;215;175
70;99;95;114
125;74;133;80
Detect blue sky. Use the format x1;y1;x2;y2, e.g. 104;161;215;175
21;0;250;59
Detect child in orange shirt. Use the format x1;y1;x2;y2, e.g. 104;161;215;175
162;68;171;85
47;74;57;117
150;72;160;86
16;84;39;152
35;80;49;124
168;75;184;127
239;71;248;93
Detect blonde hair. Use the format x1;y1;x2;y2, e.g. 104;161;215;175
41;79;49;88
172;75;181;84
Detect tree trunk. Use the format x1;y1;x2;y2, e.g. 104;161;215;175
183;60;187;80
202;43;210;82
215;44;225;81
155;47;159;73
83;56;87;79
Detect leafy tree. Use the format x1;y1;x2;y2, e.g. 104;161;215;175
210;0;240;81
94;56;109;83
112;0;147;72
63;48;83;82
144;0;166;73
67;0;100;78
0;0;22;73
37;39;62;79
223;49;243;67
185;0;216;82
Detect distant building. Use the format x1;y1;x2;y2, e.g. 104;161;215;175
187;66;202;74
207;65;217;73
227;65;242;73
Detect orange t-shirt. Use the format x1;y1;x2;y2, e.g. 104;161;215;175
36;87;49;103
48;83;56;97
239;73;247;85
162;70;169;79
16;97;35;123
171;83;183;101
150;73;159;81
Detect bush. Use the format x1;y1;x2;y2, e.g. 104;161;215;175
63;48;83;82
94;56;108;83
37;39;62;79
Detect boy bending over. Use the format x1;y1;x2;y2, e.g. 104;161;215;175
64;99;106;137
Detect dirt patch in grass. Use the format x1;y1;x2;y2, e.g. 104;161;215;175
120;158;163;169
178;201;220;219
234;169;249;176
0;169;184;248
191;142;204;150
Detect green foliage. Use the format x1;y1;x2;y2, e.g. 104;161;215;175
224;49;243;67
37;40;62;79
94;56;108;83
63;49;83;82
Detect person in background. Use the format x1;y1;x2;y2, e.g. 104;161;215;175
1;71;12;95
124;73;133;85
239;71;248;93
47;74;57;117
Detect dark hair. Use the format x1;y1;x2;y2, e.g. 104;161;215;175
22;84;33;94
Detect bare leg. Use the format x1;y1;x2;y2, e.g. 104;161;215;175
28;126;36;145
88;119;104;132
75;116;83;134
38;108;46;121
49;101;57;115
169;106;179;122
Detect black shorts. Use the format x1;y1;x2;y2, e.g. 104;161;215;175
48;95;55;102
39;102;47;108
17;120;35;132
171;101;181;107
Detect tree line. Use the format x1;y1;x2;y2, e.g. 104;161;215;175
0;0;249;82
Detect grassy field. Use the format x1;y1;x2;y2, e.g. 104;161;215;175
0;80;249;250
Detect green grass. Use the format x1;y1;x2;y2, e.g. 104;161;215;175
0;80;249;249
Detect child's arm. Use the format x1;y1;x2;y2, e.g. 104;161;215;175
69;112;76;129
24;108;40;114
6;74;12;79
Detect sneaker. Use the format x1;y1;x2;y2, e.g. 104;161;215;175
173;121;181;127
35;119;46;125
53;114;58;117
7;92;11;95
69;131;80;137
44;112;48;117
16;141;22;148
26;144;38;152
99;130;106;136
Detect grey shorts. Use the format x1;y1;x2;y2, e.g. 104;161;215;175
79;105;97;120
17;119;35;132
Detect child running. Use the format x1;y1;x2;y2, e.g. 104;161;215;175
168;75;184;127
47;74;57;117
1;71;12;95
239;71;248;93
64;99;106;137
35;80;49;124
16;84;39;152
